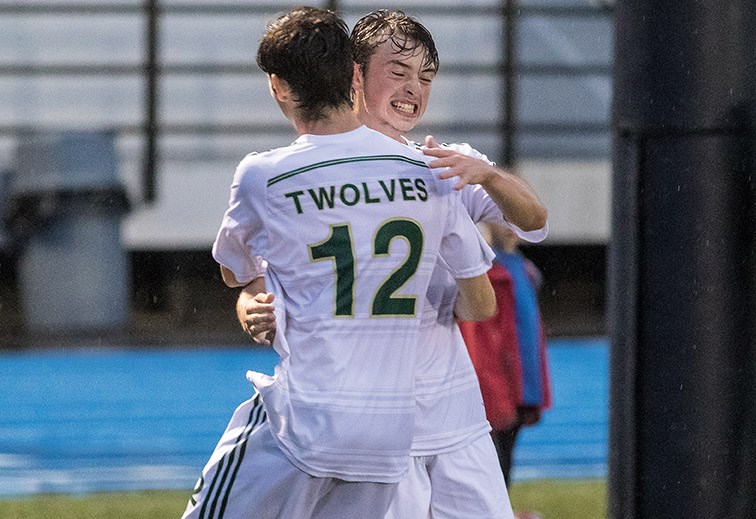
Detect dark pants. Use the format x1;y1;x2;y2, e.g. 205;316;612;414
491;423;522;486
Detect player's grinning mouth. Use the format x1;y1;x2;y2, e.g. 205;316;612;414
392;101;416;114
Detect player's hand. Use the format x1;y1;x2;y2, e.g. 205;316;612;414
424;135;440;149
239;292;277;345
422;135;497;190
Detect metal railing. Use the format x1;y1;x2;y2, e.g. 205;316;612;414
0;1;612;203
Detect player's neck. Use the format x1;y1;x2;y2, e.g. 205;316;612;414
293;107;362;136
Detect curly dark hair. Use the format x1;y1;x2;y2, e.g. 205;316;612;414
257;6;353;122
350;10;439;75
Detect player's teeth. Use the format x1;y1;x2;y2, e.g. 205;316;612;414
393;102;414;114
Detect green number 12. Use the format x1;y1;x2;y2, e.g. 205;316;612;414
309;219;423;317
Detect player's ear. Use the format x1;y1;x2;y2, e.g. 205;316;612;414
352;62;363;93
268;74;291;102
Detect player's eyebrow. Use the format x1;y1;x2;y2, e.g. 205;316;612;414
388;59;413;69
388;59;437;75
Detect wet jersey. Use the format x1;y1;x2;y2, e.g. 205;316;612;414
406;141;549;455
213;126;494;482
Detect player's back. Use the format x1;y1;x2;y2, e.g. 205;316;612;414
213;125;492;482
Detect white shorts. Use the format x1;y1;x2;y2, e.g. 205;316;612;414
385;434;514;519
183;393;397;519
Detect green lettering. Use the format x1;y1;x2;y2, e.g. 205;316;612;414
399;178;416;201
340;183;361;206
379;179;397;201
414;178;428;201
285;190;306;214
308;186;336;210
363;182;380;204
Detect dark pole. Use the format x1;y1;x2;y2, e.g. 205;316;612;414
143;0;159;203
501;0;516;168
609;1;756;517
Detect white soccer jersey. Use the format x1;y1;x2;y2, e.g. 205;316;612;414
406;141;549;455
213;126;494;482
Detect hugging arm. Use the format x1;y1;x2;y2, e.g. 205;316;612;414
235;276;277;345
453;273;496;322
423;137;547;233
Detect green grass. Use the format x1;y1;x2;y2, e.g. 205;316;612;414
0;491;189;519
0;479;606;519
509;479;607;519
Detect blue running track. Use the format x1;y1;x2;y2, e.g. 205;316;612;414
0;337;608;496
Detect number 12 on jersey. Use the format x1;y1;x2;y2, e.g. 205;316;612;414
309;219;423;317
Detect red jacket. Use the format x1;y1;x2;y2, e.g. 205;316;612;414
458;262;552;431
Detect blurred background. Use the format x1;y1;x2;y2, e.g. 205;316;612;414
0;0;614;510
0;0;613;347
3;3;754;517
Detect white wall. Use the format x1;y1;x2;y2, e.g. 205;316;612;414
520;160;612;244
121;158;613;249
2;1;613;249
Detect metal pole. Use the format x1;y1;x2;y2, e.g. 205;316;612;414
143;0;159;203
501;0;516;168
609;1;756;517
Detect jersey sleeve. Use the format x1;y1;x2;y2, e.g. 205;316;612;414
438;191;495;279
212;155;268;285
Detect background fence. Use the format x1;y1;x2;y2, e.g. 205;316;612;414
0;0;613;344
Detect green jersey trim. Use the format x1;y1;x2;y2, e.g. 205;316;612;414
267;155;428;187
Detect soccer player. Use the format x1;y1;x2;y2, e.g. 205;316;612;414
183;7;496;519
237;10;549;519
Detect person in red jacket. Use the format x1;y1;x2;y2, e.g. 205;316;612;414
458;222;552;487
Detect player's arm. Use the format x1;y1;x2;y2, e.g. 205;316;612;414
220;265;244;287
453;273;496;321
223;267;277;345
236;277;277;345
438;186;498;321
422;136;547;232
214;157;269;285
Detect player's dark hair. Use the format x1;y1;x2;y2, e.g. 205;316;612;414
257;6;353;122
350;10;439;75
